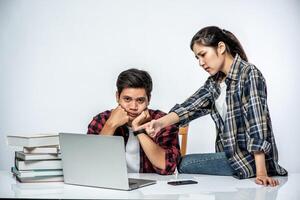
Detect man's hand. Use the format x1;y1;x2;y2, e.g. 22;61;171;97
132;110;151;131
106;105;129;129
255;175;279;187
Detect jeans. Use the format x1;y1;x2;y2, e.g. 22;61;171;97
178;152;235;176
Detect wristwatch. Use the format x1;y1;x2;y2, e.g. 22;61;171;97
133;128;146;136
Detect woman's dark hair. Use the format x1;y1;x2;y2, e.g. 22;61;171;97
190;26;248;62
116;68;152;100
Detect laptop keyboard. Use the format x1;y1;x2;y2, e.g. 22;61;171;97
128;178;156;188
129;181;137;186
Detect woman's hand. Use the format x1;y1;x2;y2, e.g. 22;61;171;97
134;112;179;138
135;119;164;138
255;175;279;187
145;119;164;138
254;152;279;187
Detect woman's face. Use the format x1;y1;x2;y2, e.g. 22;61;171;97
192;42;226;76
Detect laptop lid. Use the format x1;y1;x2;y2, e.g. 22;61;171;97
59;133;156;190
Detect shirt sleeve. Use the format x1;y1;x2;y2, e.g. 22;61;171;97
152;124;181;175
242;66;272;154
87;111;110;135
170;80;213;126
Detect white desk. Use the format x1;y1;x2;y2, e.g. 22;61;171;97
0;171;299;199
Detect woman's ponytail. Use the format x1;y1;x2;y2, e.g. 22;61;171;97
190;26;248;62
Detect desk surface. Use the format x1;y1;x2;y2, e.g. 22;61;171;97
0;171;299;199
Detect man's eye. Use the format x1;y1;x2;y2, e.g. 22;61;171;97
137;99;145;104
124;97;131;102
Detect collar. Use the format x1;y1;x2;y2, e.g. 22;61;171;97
225;54;244;81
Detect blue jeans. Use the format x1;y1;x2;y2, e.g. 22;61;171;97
178;152;235;176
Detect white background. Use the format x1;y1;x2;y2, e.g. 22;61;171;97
1;0;299;173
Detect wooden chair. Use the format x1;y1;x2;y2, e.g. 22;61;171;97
178;125;189;156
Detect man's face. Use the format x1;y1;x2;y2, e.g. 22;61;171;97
116;88;149;122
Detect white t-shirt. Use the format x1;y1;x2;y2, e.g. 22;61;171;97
215;81;227;122
125;127;140;173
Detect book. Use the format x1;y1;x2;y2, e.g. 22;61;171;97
16;175;64;183
23;146;60;154
6;133;59;147
11;167;63;178
15;159;62;170
15;151;61;161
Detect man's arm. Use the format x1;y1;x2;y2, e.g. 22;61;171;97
136;133;166;170
100;122;117;136
151;123;180;175
132;111;166;169
88;106;129;135
101;105;129;135
132;110;180;175
87;112;109;135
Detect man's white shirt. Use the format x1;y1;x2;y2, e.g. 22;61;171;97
125;127;140;173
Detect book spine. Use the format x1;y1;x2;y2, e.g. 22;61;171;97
12;168;64;178
16;175;64;183
15;151;61;161
23;146;59;154
15;159;62;170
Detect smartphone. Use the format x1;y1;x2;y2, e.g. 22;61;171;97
167;180;198;186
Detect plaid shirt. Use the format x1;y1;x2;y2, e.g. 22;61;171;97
170;55;287;179
87;109;181;175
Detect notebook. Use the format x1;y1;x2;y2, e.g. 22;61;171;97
59;133;156;190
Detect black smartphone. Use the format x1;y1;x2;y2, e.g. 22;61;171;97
167;180;198;186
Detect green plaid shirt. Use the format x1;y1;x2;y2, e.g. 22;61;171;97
171;55;287;179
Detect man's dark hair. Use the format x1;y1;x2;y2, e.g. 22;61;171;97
116;68;152;100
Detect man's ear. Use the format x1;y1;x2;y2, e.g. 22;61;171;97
217;41;226;55
115;92;120;103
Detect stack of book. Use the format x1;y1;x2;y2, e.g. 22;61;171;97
6;133;63;183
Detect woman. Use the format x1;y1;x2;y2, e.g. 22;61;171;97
143;26;287;186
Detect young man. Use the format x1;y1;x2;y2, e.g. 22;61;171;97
87;68;180;175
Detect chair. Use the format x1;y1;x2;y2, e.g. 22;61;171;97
178;125;189;156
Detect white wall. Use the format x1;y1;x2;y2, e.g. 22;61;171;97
1;0;299;173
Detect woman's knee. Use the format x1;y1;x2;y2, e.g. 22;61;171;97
177;155;198;174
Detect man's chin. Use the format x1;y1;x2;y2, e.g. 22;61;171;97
127;118;135;126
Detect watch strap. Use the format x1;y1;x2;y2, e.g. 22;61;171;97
133;128;146;136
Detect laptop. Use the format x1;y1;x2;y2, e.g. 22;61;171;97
59;133;156;190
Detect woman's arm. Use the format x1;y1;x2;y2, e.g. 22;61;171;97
158;112;180;127
143;82;214;137
254;152;279;186
242;66;280;186
140;112;179;138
